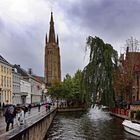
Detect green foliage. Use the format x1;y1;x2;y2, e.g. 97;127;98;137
48;70;84;101
48;82;65;99
48;36;118;107
82;36;118;107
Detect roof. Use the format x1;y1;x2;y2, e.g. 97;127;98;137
13;64;43;83
13;64;29;77
0;55;12;67
32;75;45;83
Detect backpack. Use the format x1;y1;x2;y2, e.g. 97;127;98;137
7;106;14;114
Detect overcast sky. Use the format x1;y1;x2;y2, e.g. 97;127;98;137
0;0;140;79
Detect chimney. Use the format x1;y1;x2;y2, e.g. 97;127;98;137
28;68;32;75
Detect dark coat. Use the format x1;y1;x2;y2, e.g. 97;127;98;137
4;109;15;123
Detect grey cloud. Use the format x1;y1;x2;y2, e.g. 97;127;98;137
1;0;140;79
56;0;140;48
0;18;5;31
0;20;44;76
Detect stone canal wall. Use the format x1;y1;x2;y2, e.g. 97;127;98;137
1;108;57;140
0;107;87;140
57;107;87;112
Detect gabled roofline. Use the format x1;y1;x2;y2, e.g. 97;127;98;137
0;55;13;67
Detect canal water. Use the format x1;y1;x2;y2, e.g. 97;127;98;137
46;106;139;140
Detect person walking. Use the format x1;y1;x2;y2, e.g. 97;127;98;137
28;104;31;114
38;103;41;112
4;105;16;131
45;103;48;112
48;103;51;111
17;107;25;126
23;105;28;117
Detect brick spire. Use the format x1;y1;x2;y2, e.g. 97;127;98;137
57;34;59;45
49;12;56;43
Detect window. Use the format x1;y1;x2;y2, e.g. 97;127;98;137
9;78;11;87
7;68;8;74
1;76;3;86
4;67;6;73
9;69;11;75
5;91;7;101
4;76;6;87
1;66;3;72
7;77;9;87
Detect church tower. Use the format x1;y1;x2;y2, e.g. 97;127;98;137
44;12;61;86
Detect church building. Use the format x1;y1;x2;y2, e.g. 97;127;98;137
44;12;61;86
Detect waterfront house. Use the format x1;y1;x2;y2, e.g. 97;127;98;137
0;55;13;106
115;48;140;110
13;64;42;105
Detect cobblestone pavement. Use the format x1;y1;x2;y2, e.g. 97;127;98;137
0;105;50;135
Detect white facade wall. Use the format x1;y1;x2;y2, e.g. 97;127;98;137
30;78;42;103
20;79;31;104
12;71;21;105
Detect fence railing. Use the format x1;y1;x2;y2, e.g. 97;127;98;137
110;108;129;116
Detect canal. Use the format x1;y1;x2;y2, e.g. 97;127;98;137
45;107;139;140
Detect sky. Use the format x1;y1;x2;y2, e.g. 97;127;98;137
0;0;140;79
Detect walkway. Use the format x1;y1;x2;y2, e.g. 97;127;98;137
0;105;55;138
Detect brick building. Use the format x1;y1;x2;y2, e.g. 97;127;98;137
117;48;140;106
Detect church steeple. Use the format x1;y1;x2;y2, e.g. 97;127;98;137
49;12;56;43
45;12;61;86
57;34;59;45
45;33;47;44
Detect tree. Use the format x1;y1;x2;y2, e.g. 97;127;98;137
72;69;83;101
48;70;84;102
82;36;118;107
48;82;64;99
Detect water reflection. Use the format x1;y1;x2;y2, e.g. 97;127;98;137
46;107;139;140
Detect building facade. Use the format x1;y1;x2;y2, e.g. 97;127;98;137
33;76;47;102
116;49;140;106
20;79;31;104
44;12;61;86
0;55;13;106
12;67;21;105
29;77;42;103
124;51;140;103
13;64;42;104
132;70;140;102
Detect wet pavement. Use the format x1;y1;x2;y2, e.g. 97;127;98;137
0;105;54;136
